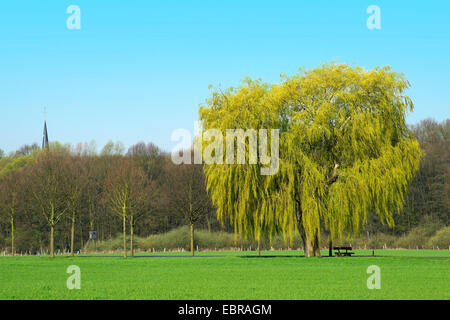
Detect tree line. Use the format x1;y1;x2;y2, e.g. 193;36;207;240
0;141;216;257
0;117;448;257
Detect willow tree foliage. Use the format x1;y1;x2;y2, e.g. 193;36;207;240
199;78;281;249
199;64;422;257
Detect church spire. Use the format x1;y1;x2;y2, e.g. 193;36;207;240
42;108;49;149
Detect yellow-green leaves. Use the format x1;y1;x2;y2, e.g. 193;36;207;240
200;63;422;247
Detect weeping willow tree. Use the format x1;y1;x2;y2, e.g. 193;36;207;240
199;79;283;253
199;64;422;257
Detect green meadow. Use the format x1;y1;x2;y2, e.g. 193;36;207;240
0;250;448;300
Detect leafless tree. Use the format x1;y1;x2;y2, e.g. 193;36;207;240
165;158;212;256
28;151;70;258
104;157;148;257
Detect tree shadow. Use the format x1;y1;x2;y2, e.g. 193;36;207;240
75;255;228;258
240;254;387;258
239;255;306;259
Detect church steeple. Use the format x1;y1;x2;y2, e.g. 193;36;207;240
42;108;49;149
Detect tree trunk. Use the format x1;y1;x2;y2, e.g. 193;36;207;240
313;233;321;257
299;223;311;257
50;205;55;258
130;215;134;257
329;239;333;257
190;223;195;257
303;235;313;257
257;238;261;257
299;226;320;257
70;211;75;257
10;215;15;256
122;212;127;258
295;201;317;257
50;224;55;258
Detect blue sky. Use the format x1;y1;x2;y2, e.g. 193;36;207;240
1;0;449;153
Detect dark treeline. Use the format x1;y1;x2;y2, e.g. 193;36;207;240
367;118;450;235
0;118;449;254
0;141;220;256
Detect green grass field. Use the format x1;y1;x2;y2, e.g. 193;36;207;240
0;250;448;300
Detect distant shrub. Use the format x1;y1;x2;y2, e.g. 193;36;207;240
85;234;125;251
138;226;191;251
85;226;307;252
395;223;443;249
84;224;450;253
329;233;397;250
427;226;450;249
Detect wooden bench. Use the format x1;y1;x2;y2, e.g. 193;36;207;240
333;246;354;257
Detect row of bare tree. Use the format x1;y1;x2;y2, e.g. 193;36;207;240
0;142;215;257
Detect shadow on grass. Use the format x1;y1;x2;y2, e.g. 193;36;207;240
132;255;228;258
240;255;305;258
75;255;228;258
73;253;449;259
240;255;388;258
